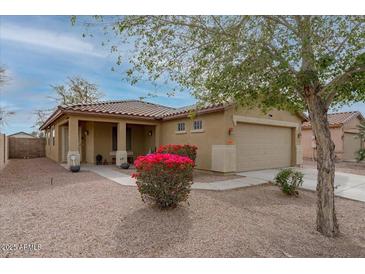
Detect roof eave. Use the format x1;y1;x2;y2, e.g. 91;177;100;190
62;109;160;121
39;108;64;130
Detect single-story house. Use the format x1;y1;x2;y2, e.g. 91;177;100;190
302;111;364;161
8;131;36;138
40;100;304;173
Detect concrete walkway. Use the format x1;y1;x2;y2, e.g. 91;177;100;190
192;177;267;190
61;164;365;201
81;165;136;186
65;164;268;191
238;168;365;202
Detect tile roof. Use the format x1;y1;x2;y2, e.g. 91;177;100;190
302;111;364;129
40;100;227;129
39;99;305;130
60;100;173;118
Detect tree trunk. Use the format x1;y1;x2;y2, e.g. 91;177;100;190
306;92;339;237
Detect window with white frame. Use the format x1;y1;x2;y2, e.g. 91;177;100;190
177;122;185;132
193;120;203;130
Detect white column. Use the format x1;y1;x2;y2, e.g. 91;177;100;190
116;121;127;166
67;117;80;167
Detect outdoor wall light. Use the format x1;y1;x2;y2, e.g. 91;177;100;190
228;127;234;135
148;130;153;136
84;130;89;136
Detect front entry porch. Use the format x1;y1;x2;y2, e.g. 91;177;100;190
59;116;160;167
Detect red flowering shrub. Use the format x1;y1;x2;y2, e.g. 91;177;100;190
157;144;198;162
132;153;194;208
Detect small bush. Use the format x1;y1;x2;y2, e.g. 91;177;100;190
356;148;365;162
157;144;198;162
132;153;194;208
274;168;304;196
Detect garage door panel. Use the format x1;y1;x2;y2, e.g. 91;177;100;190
236;123;292;171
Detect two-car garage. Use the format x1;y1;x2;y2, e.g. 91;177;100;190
230;113;300;172
235;123;294;171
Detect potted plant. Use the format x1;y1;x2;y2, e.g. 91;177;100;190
69;155;80;172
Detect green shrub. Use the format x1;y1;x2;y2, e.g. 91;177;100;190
356;148;365;162
132;153;194;208
274;168;304;196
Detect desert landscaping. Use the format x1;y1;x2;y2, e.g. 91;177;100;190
1;158;365;258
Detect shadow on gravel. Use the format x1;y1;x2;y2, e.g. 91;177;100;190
112;206;192;257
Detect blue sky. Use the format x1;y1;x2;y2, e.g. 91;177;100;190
0;16;364;135
0;16;195;134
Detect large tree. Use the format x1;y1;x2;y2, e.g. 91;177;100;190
81;16;365;237
49;76;103;105
35;76;103;130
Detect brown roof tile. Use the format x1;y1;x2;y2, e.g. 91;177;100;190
61;100;174;118
302;111;364;129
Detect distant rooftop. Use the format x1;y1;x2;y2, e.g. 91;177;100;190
302;111;364;128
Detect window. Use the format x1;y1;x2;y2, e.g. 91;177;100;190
52;127;55;146
177;122;185;132
46;130;49;145
193;120;203;130
112;126;117;151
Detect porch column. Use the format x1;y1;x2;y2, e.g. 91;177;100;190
67;117;80;167
116;121;127;166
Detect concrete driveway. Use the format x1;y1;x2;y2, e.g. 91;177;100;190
238;168;365;203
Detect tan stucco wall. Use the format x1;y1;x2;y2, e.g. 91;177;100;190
160;111;226;170
344;116;362;132
84;121;95;163
45;115;68;162
301;128;314;159
93;122;115;163
302;127;344;160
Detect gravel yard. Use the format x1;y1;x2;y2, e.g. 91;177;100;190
1;158;365;258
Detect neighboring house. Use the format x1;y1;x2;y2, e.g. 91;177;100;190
8;131;36;138
302;111;364;161
40;100;304;172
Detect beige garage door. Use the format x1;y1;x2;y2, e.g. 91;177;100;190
236;123;292;171
343;133;361;161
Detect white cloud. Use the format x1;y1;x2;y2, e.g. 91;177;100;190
0;23;106;57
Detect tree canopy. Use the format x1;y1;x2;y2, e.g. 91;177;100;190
84;16;365;113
